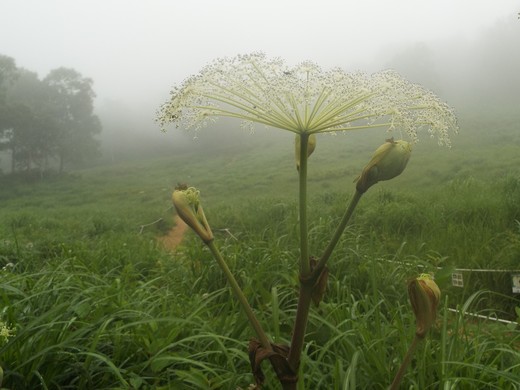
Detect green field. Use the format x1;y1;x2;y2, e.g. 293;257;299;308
0;108;519;389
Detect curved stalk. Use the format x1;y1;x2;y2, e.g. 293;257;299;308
315;189;363;272
206;241;272;351
389;335;421;390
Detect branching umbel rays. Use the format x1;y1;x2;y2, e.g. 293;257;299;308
158;53;458;389
158;52;456;145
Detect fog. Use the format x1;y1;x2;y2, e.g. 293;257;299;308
1;0;519;162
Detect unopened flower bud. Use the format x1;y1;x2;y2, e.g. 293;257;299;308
355;138;411;193
295;134;316;171
408;274;441;338
172;186;214;243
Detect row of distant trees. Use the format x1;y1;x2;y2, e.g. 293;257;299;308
0;54;101;175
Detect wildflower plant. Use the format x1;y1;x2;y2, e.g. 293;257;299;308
390;274;442;390
0;320;14;346
159;53;457;389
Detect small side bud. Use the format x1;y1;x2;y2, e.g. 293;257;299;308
295;134;316;171
408;273;441;338
311;267;328;307
172;186;214;243
355;138;411;193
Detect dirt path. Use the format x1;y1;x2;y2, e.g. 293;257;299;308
158;215;188;250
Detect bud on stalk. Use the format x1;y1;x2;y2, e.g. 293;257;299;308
408;274;441;338
295;133;316;171
172;186;214;243
355;138;411;193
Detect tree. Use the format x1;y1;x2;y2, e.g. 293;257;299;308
0;55;18;141
1;56;102;176
0;55;20;172
0;54;17;93
1;69;58;174
44;68;101;172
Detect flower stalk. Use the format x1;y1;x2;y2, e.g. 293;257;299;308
389;334;421;390
287;132;312;372
172;186;271;351
315;189;363;273
206;241;272;351
298;133;311;276
390;274;441;389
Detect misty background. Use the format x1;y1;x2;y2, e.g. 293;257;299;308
1;0;519;171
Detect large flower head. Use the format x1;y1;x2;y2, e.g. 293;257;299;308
158;53;457;145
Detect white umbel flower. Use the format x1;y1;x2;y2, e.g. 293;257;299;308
158;53;457;146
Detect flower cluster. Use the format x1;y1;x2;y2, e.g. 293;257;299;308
158;52;457;146
0;321;14;345
172;186;213;243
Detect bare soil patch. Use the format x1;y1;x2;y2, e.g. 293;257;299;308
158;215;188;250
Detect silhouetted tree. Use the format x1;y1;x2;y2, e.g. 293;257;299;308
0;55;18;137
44;68;102;172
0;55;21;172
1;57;102;176
1;69;59;174
0;55;17;91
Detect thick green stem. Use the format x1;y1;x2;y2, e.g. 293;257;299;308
315;189;363;273
287;281;314;371
389;335;421;390
298;133;310;276
206;240;272;351
286;132;313;372
287;189;363;373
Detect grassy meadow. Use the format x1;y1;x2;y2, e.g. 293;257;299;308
0;108;519;389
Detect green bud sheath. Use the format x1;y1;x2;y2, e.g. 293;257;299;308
172;188;213;243
408;274;441;338
356;138;411;193
295;133;317;171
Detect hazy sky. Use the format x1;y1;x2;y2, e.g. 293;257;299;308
1;0;518;114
